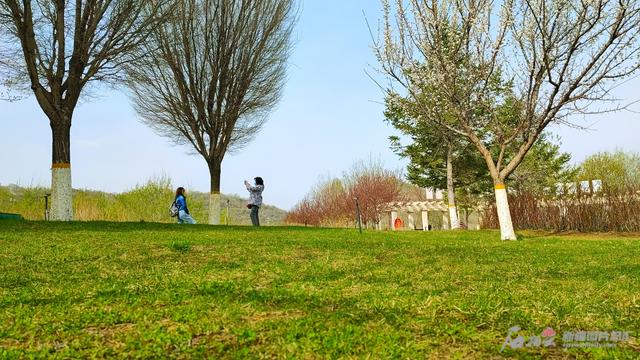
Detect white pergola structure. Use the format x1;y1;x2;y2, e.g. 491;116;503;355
383;201;450;231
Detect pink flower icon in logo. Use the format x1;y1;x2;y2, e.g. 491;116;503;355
541;327;556;337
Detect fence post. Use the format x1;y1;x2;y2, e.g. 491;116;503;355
354;197;362;234
44;193;51;221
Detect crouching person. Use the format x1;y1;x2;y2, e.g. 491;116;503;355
175;187;196;224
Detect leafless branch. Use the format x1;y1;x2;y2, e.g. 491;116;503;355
0;0;170;162
374;0;640;183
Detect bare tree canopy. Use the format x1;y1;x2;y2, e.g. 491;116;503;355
374;0;640;239
0;0;168;114
0;0;169;221
127;0;296;224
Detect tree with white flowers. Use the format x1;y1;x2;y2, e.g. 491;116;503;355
374;0;640;240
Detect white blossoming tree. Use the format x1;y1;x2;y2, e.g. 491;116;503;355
374;0;640;240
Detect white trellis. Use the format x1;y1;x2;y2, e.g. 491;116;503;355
383;201;450;231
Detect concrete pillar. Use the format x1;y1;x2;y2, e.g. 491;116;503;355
391;211;398;231
422;210;429;231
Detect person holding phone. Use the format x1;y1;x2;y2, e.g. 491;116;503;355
244;177;264;226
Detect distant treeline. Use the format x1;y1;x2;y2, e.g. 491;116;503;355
482;187;640;232
482;150;640;232
285;160;433;228
0;177;285;225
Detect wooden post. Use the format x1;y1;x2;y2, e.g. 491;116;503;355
355;197;362;234
44;193;51;221
408;212;415;230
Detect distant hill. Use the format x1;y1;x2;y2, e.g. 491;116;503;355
0;182;286;225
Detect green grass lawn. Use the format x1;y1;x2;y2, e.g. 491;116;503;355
0;221;638;359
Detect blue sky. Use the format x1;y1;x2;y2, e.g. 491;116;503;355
1;0;639;210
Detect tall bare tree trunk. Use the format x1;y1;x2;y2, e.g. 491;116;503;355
2;0;171;222
50;120;72;221
494;182;516;240
446;146;460;229
208;163;221;225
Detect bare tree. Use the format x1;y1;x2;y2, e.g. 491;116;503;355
126;0;296;225
0;0;168;221
286;196;321;227
344;159;404;229
374;0;640;240
286;160;404;229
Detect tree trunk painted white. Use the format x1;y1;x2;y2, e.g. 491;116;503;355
51;165;73;221
494;184;517;240
446;147;461;229
208;192;221;225
50;122;73;221
448;206;460;229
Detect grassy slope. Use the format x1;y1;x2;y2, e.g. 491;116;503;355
0;184;286;225
0;222;638;359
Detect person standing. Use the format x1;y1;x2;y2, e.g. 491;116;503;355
175;187;197;224
244;177;264;226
